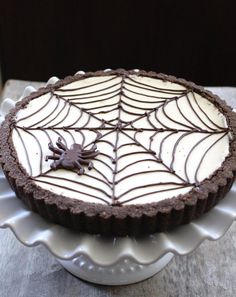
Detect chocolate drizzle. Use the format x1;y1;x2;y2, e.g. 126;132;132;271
12;72;230;206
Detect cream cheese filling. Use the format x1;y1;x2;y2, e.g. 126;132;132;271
12;74;230;205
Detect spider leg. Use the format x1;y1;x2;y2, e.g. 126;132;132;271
91;144;97;150
74;161;85;175
80;151;99;159
79;159;94;170
45;155;60;161
82;144;97;154
56;137;67;151
48;143;64;155
88;162;93;170
50;159;62;170
93;151;99;157
81;150;92;155
79;159;90;165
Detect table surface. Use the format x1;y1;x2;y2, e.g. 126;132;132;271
1;80;236;297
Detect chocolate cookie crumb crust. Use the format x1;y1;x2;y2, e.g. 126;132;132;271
1;69;236;236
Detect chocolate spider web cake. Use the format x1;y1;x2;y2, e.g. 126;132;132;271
1;69;236;235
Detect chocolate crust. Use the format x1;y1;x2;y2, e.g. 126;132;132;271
1;69;236;236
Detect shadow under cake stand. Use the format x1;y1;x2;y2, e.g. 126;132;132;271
0;170;236;285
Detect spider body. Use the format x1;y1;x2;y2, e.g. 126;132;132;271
45;137;99;175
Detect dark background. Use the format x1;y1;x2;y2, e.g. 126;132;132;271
0;0;236;85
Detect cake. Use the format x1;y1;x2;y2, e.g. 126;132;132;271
1;69;236;236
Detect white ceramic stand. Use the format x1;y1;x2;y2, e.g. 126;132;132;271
1;171;236;285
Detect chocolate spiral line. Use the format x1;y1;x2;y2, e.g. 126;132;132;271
125;76;186;94
49;102;72;127
92;106;119;115
56;75;118;92
123;85;179;100
149;131;159;151
38;174;111;197
118;142;138;149
154;107;174;130
122;92;166;104
64;108;83;128
69;85;121;99
75;129;85;147
170;131;192;171
194;132;228;183
162;100;194;130
17;127;43;175
117;151;157;161
117;170;170;183
62;128;76;144
41;99;67;128
59;81;121;99
34;178;110;205
17;93;53;123
98;139;115;148
70;91;120;105
29;95;60;128
184;133;213;183
118;182;193;199
192;92;225;130
120;105;142;116
134;129;142;142
83;129;115;149
65;99;116;128
175;97;201;130
120;129;187;183
83;172;112;188
14;127;33;175
185;92;217;131
92;167;112;184
93;158;113;171
121;97;156;112
159;131;178;160
14;73;230;205
117;158;162;174
80;100;119;111
40;128;53;144
120;184;193;204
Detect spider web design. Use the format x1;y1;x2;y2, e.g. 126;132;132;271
14;74;230;205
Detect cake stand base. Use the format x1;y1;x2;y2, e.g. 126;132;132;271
57;253;174;285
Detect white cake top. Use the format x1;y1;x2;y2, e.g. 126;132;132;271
12;73;230;205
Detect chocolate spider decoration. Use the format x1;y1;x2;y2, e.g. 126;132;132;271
45;137;99;175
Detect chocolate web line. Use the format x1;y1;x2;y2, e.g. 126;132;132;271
14;74;230;205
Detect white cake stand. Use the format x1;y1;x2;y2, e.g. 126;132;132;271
1;75;236;285
0;169;236;285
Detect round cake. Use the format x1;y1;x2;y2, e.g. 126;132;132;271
1;69;236;236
